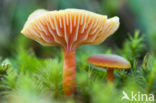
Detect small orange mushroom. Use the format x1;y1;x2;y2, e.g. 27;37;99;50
87;54;131;82
21;9;119;95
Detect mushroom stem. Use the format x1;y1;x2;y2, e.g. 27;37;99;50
107;69;114;82
62;48;76;95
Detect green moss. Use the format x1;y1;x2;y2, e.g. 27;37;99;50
0;31;155;103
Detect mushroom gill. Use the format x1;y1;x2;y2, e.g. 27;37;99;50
21;9;119;51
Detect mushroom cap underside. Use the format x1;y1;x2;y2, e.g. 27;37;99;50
87;54;131;69
21;9;119;50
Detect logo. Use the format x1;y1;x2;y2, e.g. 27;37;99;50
121;91;155;102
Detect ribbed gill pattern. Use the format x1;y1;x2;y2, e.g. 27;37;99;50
21;9;119;50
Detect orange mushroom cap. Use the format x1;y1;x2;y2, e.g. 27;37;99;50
21;9;119;51
87;54;131;69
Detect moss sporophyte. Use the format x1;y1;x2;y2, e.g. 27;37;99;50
21;9;119;96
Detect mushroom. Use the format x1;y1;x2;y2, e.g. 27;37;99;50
87;54;131;82
21;9;120;95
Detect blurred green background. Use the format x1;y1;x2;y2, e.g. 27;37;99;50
0;0;156;57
